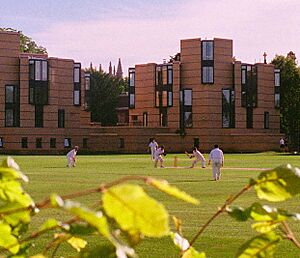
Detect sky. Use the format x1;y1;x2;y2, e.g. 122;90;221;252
1;0;300;74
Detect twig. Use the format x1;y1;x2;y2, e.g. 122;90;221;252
281;221;300;249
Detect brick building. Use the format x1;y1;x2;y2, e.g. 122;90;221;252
0;31;281;154
128;37;282;152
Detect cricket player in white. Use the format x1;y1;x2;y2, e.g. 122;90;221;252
208;144;224;180
66;146;79;168
154;145;165;168
186;147;206;168
148;138;158;160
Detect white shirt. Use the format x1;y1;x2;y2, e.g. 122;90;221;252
280;138;285;145
209;148;224;162
193;150;205;161
66;149;77;159
154;148;164;159
148;141;158;151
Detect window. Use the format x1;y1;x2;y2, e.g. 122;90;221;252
274;69;280;108
222;89;235;128
73;63;81;106
202;67;214;84
5;85;20;127
202;41;213;60
35;105;44;127
36;138;42;148
184;112;192;128
162;66;168;85
275;94;280;108
155;91;160;107
182;89;193;128
64;138;71;148
129;69;135;87
194;138;200;148
83;138;88;148
167;66;173;85
162;91;167;107
241;65;257;108
21;137;28;148
129;94;135;108
264;112;270;129
201;41;214;84
143;112;148;127
58;109;65;128
183;89;192;106
84;72;91;110
119;138;125;148
50;138;56;148
29;59;48;105
168;91;173;107
128;68;135;108
0;137;3;148
156;66;162;86
160;109;168;127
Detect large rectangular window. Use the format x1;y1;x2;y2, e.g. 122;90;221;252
29;59;48;105
35;105;44;127
274;69;280;108
201;41;214;84
73;63;81;106
264;112;270;129
21;137;28;148
241;65;257;108
84;72;91;110
5;85;20;127
0;137;3;148
222;89;235;128
50;138;56;148
58;109;65;128
36;138;42;148
128;68;135;108
64;138;71;148
182;89;193;128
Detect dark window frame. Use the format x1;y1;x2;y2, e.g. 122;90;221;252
201;40;214;84
83;138;88;148
73;63;81;106
5;85;20;127
35;105;44;128
58;109;65;128
21;137;28;148
29;59;49;105
264;112;270;129
64;138;71;148
36;138;42;148
182;89;193;128
274;69;280;109
222;88;235;128
50;138;56;148
128;68;135;108
0;137;3;148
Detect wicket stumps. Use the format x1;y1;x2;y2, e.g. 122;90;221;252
174;156;178;167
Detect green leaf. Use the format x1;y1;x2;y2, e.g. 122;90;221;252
236;231;281;258
69;224;97;236
0;157;28;182
251;221;281;233
103;184;169;237
253;164;300;202
226;206;250;222
0;202;31;227
61;199;111;239
181;247;206;258
0;221;19;254
39;218;60;231
249;203;287;222
149;179;199;205
0;181;34;206
67;236;87;252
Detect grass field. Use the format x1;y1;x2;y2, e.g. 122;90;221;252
5;152;300;258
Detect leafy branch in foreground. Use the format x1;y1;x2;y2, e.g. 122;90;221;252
0;157;299;258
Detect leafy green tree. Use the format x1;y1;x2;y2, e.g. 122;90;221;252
89;69;127;126
272;53;300;148
0;27;47;54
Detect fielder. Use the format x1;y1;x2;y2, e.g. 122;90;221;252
186;147;206;168
208;144;224;181
66;146;79;168
148;138;158;160
154;145;165;168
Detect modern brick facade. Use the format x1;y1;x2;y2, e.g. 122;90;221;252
0;31;282;154
128;37;282;152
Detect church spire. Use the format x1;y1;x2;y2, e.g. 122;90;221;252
109;61;112;75
116;58;123;79
113;65;116;76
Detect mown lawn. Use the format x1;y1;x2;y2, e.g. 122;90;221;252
4;152;300;258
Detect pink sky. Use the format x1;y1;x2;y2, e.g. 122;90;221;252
8;0;299;74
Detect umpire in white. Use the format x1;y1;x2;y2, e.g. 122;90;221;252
208;144;224;181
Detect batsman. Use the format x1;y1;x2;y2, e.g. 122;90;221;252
185;147;206;169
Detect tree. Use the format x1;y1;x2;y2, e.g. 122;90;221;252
0;27;47;54
89;69;127;126
272;53;300;149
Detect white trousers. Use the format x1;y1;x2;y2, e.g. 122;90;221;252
212;160;222;180
192;159;206;168
67;157;75;167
